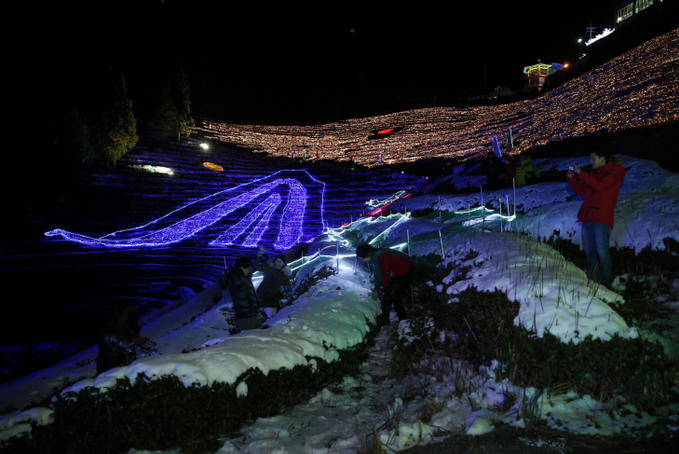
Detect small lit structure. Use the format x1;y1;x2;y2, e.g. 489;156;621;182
523;61;565;91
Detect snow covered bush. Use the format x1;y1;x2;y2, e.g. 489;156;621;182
391;266;678;414
1;341;375;454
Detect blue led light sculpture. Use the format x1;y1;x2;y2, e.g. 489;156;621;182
45;170;325;250
213;193;281;248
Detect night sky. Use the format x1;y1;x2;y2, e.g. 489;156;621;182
14;0;615;126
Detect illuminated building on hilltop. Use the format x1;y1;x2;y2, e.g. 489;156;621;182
523;62;565;90
616;0;666;24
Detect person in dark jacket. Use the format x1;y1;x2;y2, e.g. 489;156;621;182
220;256;263;332
356;244;413;326
96;301;156;375
567;152;626;287
254;248;292;318
482;153;503;190
502;156;517;187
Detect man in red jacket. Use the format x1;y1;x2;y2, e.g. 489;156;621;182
567;152;626;287
356;244;413;326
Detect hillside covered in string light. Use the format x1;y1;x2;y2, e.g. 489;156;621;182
196;29;678;167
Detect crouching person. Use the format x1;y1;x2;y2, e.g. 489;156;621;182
96;301;156;375
356;244;414;326
220;256;264;332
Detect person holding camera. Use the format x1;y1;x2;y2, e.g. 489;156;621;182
567;152;625;287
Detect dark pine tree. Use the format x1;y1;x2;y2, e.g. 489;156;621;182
95;76;138;166
148;83;179;145
62;104;95;163
148;67;194;145
175;66;195;140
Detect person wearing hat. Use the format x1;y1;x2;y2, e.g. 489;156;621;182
254;247;292;318
220;256;263;332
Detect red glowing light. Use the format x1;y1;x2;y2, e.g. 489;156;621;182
368;126;404;140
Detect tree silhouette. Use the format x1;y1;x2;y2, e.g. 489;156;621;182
62;104;95;162
175;66;195;140
148;67;194;144
148;84;178;145
96;76;138;166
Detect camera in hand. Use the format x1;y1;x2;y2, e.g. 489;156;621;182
568;165;574;171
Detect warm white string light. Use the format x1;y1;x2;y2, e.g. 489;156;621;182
194;30;678;167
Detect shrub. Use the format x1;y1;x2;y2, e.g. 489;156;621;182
393;274;678;412
1;339;373;454
287;263;337;306
543;234;678;332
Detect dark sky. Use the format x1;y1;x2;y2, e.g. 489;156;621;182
14;0;616;126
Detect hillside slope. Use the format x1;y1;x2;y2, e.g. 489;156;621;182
196;29;678;167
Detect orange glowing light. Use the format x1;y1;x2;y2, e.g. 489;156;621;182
202;162;224;172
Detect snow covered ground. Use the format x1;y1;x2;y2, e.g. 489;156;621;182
1;155;678;452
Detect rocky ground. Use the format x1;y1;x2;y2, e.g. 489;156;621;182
402;425;675;454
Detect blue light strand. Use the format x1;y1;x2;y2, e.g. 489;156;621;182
243;194;280;247
99;173;279;241
44;170;325;249
211;193;281;247
45;185;273;248
275;179;306;250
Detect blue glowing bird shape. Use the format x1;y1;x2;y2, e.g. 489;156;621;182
45;170;327;250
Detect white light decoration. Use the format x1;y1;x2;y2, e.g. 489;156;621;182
586;28;615;46
45;170;326;250
462;213;516;227
130;164;174;175
366;190;407;208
